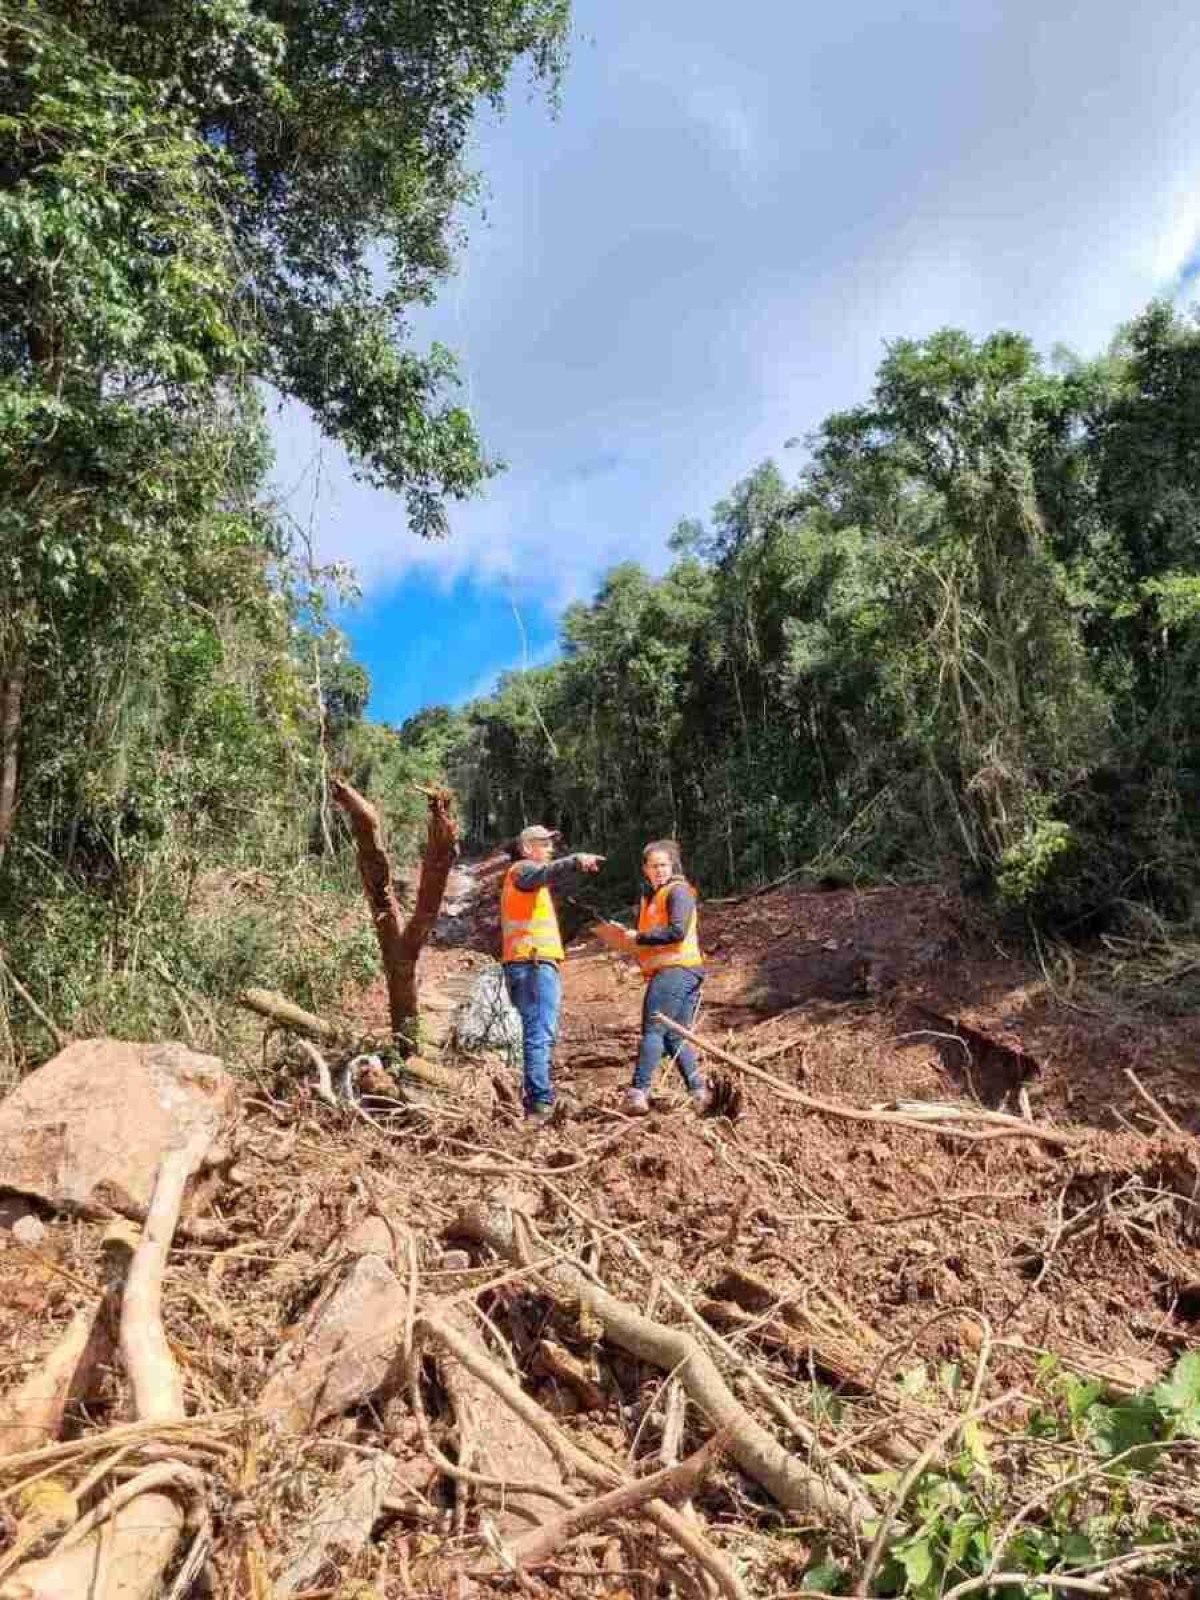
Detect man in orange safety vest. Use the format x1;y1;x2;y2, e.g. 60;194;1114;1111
500;824;603;1125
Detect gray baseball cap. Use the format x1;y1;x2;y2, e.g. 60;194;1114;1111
518;824;560;848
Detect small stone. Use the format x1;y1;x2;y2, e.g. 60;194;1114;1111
12;1215;46;1247
440;1249;471;1272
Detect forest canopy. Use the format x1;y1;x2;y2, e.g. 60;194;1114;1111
440;306;1200;928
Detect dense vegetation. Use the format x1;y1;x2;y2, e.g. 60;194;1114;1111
441;306;1200;928
0;0;568;1069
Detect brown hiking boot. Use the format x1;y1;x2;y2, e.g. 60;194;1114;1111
691;1083;714;1114
525;1103;555;1129
623;1087;650;1116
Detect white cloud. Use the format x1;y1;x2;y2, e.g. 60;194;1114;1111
270;0;1200;603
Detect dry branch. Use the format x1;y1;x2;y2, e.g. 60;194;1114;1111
1;1130;214;1600
661;1015;1076;1148
332;778;459;1051
491;1430;729;1573
418;1306;748;1600
451;1199;869;1523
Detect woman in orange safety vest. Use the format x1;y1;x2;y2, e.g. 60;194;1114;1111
601;839;710;1116
500;823;603;1126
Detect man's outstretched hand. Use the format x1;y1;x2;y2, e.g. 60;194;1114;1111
576;853;605;873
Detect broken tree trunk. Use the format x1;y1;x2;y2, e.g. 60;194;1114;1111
332;778;459;1053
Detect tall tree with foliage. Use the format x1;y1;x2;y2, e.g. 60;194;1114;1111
1;0;570;869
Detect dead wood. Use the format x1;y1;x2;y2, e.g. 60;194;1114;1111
489;1429;729;1573
0;1130;213;1600
0;1304;103;1458
0;1491;185;1600
707;1265;885;1392
275;1449;391;1594
661;1014;1077;1148
532;1338;606;1410
122;1128;213;1424
450;1199;869;1524
332;778;459;1052
239;986;460;1094
417;1304;748;1600
240;987;344;1043
435;1305;561;1535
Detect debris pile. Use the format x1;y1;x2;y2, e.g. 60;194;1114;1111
0;871;1198;1596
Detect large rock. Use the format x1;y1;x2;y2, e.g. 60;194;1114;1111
258;1254;408;1433
0;1040;236;1214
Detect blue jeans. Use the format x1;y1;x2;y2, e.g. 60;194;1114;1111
503;960;562;1111
635;968;704;1093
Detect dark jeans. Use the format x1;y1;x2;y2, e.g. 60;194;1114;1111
635;967;704;1093
503;959;561;1111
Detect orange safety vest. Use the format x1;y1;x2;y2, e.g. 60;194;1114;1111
500;864;565;963
636;879;703;978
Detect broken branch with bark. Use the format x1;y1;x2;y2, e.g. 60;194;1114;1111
661;1015;1077;1148
450;1199;870;1524
490;1429;730;1574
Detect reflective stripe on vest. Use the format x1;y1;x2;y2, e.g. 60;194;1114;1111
500;864;565;963
636;880;703;978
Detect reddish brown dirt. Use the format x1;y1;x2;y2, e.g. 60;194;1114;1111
340;864;1200;1398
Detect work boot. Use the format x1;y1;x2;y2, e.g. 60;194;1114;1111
690;1082;714;1115
525;1103;555;1129
623;1087;650;1116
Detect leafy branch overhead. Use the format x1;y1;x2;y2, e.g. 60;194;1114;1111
2;0;569;512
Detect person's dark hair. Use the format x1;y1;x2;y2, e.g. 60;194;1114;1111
642;838;684;877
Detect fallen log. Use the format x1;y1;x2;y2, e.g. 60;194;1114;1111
660;1015;1077;1148
239;986;461;1094
450;1199;870;1524
332;778;459;1053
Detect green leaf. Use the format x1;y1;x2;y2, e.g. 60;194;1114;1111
801;1561;845;1592
897;1536;935;1591
1059;1532;1096;1564
1154;1351;1200;1416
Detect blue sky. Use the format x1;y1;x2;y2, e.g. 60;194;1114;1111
269;0;1200;726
